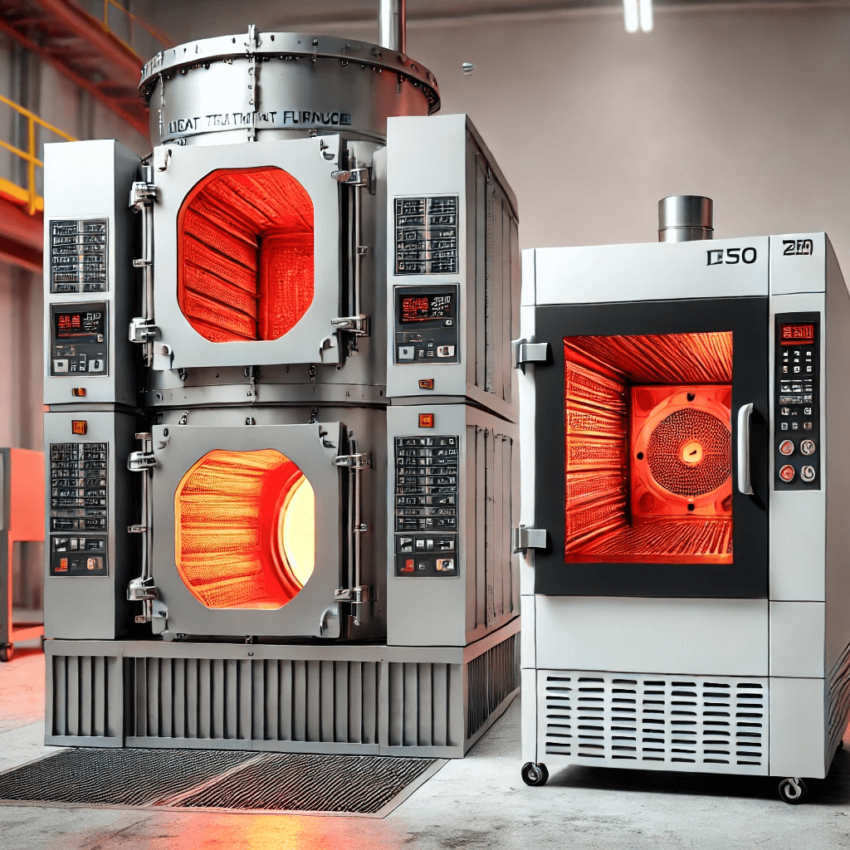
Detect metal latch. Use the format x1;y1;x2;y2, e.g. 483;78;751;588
331;315;370;337
513;339;549;370
128;576;158;602
331;167;370;188
129;317;157;344
129;181;156;211
334;585;370;604
333;452;371;470
512;526;547;553
128;451;156;471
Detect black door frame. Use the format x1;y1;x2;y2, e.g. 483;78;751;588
533;297;769;598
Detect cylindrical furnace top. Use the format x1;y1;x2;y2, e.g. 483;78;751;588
139;26;439;148
658;195;714;242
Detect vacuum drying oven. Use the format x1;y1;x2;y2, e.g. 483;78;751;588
517;212;850;803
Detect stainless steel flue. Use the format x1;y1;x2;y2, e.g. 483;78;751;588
658;195;713;242
379;0;406;53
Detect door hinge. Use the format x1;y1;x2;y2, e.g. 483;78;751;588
128;576;158;602
128;451;156;471
331;315;370;337
334;585;370;604
331;166;371;188
129;317;157;344
333;452;371;470
512;526;547;553
129;181;156;211
513;338;549;370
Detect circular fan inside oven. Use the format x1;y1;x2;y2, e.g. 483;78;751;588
646;408;731;497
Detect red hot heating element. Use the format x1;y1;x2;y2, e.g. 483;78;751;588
563;332;734;565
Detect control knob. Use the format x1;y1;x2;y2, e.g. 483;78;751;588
778;440;794;457
779;465;795;483
801;465;816;483
800;439;816;456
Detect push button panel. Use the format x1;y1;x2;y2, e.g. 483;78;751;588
393;284;460;366
775;313;821;490
394;435;459;577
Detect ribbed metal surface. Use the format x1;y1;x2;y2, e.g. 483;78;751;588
174;753;434;813
131;657;380;745
387;661;461;748
0;749;255;805
49;653;122;739
540;670;768;776
467;633;519;738
829;639;850;756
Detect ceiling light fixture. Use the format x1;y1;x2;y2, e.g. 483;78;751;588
624;0;653;33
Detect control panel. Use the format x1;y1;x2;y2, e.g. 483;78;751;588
394;196;459;275
49;302;108;377
49;441;108;575
394;435;459;577
394;285;460;365
49;219;108;293
775;313;820;490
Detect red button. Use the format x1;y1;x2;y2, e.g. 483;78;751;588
402;559;414;573
779;440;794;456
779;465;795;482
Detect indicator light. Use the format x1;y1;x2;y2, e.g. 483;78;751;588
419;413;435;428
72;388;86;397
418;379;435;390
72;421;88;435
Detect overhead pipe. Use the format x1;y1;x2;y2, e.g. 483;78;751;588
378;0;406;53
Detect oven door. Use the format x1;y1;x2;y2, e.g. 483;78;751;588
532;297;768;597
150;422;345;637
152;137;345;370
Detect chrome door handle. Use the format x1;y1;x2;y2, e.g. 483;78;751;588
737;403;754;495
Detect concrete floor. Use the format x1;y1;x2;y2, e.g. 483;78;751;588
2;650;850;849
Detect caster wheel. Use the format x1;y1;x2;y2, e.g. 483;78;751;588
521;762;549;787
778;777;807;804
0;643;13;662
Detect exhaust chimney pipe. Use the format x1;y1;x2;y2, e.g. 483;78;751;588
378;0;406;53
658;195;713;242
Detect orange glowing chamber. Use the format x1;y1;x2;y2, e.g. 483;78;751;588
175;449;315;609
563;332;734;564
177;167;315;343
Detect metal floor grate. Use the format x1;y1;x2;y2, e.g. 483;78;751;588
0;748;440;816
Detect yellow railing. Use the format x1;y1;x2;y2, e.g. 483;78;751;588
101;0;173;58
0;94;75;215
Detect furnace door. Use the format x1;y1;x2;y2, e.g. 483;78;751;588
532;298;768;598
152;137;345;370
150;422;345;637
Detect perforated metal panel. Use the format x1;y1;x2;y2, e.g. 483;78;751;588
538;670;769;775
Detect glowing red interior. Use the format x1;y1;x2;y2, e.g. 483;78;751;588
563;332;733;565
177;167;314;342
175;449;315;609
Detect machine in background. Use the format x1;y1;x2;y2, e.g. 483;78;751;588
41;3;520;758
517;197;850;803
0;448;45;661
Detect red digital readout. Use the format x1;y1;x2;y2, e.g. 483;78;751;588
58;314;82;330
780;323;815;346
401;296;432;322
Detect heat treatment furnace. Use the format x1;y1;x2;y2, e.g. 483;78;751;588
42;5;520;758
517;198;850;803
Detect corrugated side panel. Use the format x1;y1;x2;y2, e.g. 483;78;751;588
130;657;380;746
828;639;850;757
386;661;463;748
468;130;518;406
467;633;519;739
538;670;769;776
49;653;122;741
469;424;518;637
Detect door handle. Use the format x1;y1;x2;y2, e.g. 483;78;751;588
737;403;754;496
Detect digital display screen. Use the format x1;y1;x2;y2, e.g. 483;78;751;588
54;310;105;342
780;323;816;346
399;292;455;324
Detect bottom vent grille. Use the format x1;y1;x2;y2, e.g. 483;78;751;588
540;670;768;775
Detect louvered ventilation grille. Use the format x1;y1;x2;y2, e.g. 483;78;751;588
542;671;768;775
131;657;380;746
386;662;462;748
50;654;121;740
467;634;519;738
